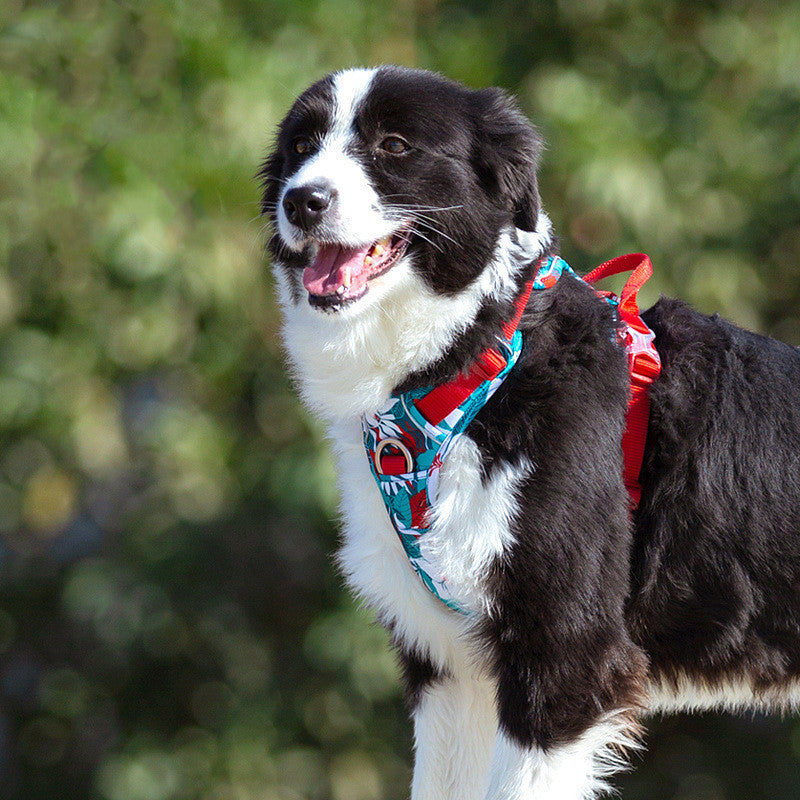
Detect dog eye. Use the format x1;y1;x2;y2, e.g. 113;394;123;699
293;137;313;155
380;136;409;155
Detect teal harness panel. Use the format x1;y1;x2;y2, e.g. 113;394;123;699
362;330;523;612
361;256;575;613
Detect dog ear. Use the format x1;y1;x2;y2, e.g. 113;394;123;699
471;88;542;232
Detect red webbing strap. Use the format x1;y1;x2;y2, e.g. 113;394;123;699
380;455;410;474
584;254;661;508
583;253;654;334
501;268;539;339
414;269;539;426
413;347;511;425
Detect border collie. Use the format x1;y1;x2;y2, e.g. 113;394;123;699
260;65;800;799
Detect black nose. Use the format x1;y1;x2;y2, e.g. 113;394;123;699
282;184;335;230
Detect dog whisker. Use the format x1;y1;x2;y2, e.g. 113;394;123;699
263;65;800;800
405;226;444;252
403;216;460;247
382;209;461;245
383;201;465;214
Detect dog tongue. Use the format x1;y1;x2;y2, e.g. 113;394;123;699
303;243;372;297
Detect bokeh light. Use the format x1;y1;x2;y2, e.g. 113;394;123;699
1;1;799;799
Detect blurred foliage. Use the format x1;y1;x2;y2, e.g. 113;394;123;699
0;0;799;798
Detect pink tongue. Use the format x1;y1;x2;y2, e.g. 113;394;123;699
302;244;372;296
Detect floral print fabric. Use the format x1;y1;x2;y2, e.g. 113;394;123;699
361;256;574;612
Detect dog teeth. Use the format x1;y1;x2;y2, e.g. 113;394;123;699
343;267;351;288
336;285;345;295
364;255;374;267
372;244;385;258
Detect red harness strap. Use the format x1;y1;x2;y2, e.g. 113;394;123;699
411;252;660;508
413;264;539;425
583;253;661;507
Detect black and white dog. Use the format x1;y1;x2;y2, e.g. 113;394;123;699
260;65;800;799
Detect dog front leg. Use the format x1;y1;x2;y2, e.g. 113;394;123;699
476;603;645;800
474;603;645;800
485;714;638;800
400;648;497;800
412;675;497;800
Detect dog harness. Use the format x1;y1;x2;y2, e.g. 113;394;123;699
362;253;661;612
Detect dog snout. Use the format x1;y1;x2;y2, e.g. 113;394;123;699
282;183;335;231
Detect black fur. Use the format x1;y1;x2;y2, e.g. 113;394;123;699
395;643;448;710
264;66;800;781
259;66;543;303
470;275;648;749
630;299;800;687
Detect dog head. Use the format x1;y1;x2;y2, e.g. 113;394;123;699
260;66;545;315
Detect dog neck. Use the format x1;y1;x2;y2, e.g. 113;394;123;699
275;215;554;423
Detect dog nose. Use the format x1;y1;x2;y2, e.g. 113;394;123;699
282;184;335;230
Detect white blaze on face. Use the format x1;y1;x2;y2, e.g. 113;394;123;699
277;68;395;251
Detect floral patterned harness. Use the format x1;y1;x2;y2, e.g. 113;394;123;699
361;254;661;613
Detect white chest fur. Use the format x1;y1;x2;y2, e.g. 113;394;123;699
330;418;529;674
273;220;550;670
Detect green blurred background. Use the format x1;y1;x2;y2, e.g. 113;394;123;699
1;0;800;798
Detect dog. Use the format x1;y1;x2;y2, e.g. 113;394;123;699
259;65;800;799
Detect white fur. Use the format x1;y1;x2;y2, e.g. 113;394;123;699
647;673;800;715
279;259;495;420
486;715;639;800
426;436;530;613
411;672;498;800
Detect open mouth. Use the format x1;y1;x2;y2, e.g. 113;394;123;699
302;228;412;310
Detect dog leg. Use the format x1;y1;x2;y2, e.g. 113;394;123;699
403;650;497;800
411;675;497;800
475;602;645;800
485;713;638;800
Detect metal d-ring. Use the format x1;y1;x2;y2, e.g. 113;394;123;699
374;437;414;474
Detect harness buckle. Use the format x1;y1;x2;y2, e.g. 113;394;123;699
631;351;661;382
626;328;661;385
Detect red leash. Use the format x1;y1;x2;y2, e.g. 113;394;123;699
584;254;661;507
